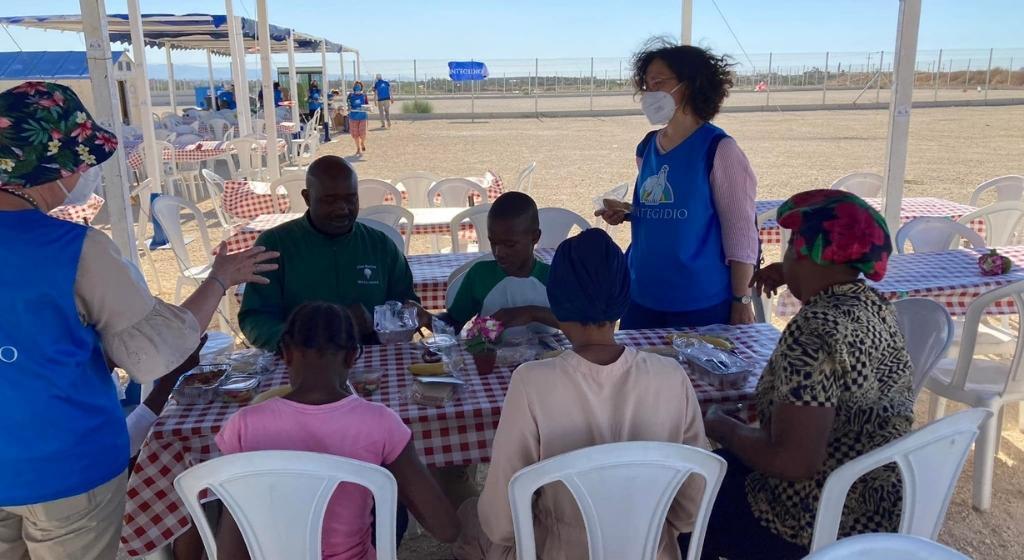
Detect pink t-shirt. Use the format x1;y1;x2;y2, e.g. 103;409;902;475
215;396;411;560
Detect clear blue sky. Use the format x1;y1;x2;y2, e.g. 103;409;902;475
0;0;1020;66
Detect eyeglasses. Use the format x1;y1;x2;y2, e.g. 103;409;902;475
642;76;678;92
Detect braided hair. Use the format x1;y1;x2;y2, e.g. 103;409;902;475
279;302;362;359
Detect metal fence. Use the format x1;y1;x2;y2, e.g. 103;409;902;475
150;47;1024;116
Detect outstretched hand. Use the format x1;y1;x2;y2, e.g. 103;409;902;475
211;243;280;287
749;263;786;299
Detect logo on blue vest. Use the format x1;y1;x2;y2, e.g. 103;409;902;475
639;165;674;205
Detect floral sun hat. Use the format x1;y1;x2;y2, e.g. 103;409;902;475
0;81;119;188
777;189;893;281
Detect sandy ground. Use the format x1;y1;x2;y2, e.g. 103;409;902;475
98;105;1024;559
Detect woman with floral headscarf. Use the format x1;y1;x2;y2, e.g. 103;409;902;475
677;190;914;559
0;82;278;559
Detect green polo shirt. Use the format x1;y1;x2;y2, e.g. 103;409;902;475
447;259;550;327
239;214;418;350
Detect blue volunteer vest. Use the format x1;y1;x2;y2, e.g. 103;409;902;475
628;122;731;312
0;210;128;506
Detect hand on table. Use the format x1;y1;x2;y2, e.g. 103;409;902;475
144;334;207;416
492;306;540;328
703;404;744;446
750;263;786;298
211;243;280;287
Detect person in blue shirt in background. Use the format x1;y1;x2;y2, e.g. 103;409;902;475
347;81;370;156
307;80;323;122
217;84;237;111
372;73;393;129
258;81;284;109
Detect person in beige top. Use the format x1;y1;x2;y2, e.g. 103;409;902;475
0;82;278;560
455;229;708;560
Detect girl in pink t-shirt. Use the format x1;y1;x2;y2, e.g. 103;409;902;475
215;302;459;559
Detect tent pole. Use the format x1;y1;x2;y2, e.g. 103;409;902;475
80;0;137;263
226;7;251;136
881;0;922;237
164;44;177;114
127;0;162;196
256;0;281;179
286;31;300;126
681;0;693;45
340;50;346;93
320;39;331;142
206;49;217;111
355;51;362;83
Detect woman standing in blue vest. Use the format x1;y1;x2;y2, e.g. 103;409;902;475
0;82;278;559
597;40;759;329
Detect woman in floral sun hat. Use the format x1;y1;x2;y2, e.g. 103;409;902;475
0;82;279;559
677;189;914;559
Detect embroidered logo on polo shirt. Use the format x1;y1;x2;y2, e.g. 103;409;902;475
639;165;674;206
356;265;380;285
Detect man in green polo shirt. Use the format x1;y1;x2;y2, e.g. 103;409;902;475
239;155;420;349
439;192;558;336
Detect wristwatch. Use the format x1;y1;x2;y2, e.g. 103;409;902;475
732;294;752;305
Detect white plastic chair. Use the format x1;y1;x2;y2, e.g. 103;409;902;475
924;280;1024;511
395;172;439;208
358;179;403;208
227;138;264;181
512;162;536;194
252;118;267;137
804;534;971;560
152;140;201;201
830;172;883;198
360;205;415;254
537;208;590;249
509;442;726;560
269;173;308;213
895;217;987;254
810;408;990;551
956;201;1024;247
174;450;398;560
358;218;406;254
446;254;495;309
968;175;1024;207
893;298;955;397
223;126;237;142
449;204;492;253
205;118;231;141
128;178;162;294
428;178;489;208
291;110;321;162
201;169;245;234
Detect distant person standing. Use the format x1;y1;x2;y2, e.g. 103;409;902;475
372;74;393;129
307;80;330;142
347;81;369;156
217;84;237;111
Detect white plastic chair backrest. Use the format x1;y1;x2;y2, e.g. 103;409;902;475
428;178;488;208
227;138;262;180
357;218;406;254
956;201;1024;247
895;217;987;254
174;450;398;560
153;128;173;142
830;172;883;198
358;179;402;208
360;205;415;253
201;169;233;228
207;118;230;140
968;175;1024;207
449;204;492;253
892;298;954;396
252;118;267;136
223;126;237;142
130;178;155;242
804;534;971;560
152;140;177;176
933;279;1024;397
446;254;494;309
173;133;203;149
151;195;214;272
395;172;439;207
509;442;726;560
513;162;536;194
810;408;991;552
270;173;308;213
537;208;590;249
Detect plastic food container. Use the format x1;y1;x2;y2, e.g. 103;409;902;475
173;364;229;405
677;344;754;390
218;375;261;404
348;368;383;398
376;327;417;345
227;349;273;376
409;377;463;407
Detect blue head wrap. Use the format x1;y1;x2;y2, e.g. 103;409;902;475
546;229;630;324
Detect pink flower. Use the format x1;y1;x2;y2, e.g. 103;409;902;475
37;96;60;109
71;120;93;140
94;132;117;152
51;91;64;106
49;129;63;140
13;82;47;95
0;117;11;129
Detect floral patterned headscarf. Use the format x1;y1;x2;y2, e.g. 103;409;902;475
0;81;118;188
777;189;893;281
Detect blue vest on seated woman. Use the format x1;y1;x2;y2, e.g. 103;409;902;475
0;211;127;506
629;122;731;312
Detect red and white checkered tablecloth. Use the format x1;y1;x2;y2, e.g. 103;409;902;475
277;121;298;135
756;197;981;245
221;180;289;220
49;194;104;224
774;246;1024;316
126;140;287;171
119;322;780;557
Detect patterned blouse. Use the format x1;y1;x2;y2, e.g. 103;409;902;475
746;281;914;548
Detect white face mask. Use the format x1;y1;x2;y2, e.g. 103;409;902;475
57;166;102;206
640;83;683;126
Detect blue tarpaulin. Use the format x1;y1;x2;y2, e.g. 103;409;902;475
448;61;489;81
0;51;126;80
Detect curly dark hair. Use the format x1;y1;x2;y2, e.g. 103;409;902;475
631;37;734;121
280;302;363;358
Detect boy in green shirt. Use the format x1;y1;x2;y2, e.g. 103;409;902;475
239;156;422;350
437;192;558;335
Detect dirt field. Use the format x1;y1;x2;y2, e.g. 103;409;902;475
102;105;1023;559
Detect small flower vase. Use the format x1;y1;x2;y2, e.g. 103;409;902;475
472;349;498;375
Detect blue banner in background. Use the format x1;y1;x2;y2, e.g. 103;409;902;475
448;61;489;81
